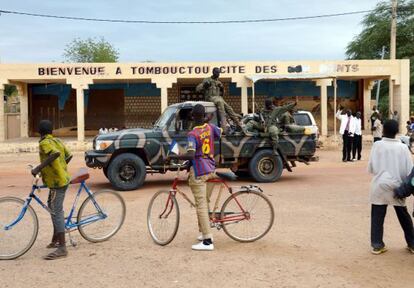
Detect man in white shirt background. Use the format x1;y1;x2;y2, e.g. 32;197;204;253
352;111;362;161
336;106;355;162
368;119;414;255
372;114;383;142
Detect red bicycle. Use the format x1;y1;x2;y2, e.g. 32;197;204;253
147;162;275;245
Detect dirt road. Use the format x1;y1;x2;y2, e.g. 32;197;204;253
1;149;414;288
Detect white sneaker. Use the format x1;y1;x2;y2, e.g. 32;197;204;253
197;235;214;241
191;241;214;251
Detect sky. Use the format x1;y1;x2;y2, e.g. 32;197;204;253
0;0;383;63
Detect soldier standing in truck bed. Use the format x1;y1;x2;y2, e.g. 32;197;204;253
196;68;242;132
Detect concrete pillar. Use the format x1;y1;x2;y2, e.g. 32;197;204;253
76;87;85;142
68;82;91;142
160;87;168;112
235;77;251;115
16;83;29;138
316;79;332;136
152;78;175;113
0;86;4;141
363;80;375;131
393;60;410;133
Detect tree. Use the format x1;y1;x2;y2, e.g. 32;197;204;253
63;37;119;63
346;0;414;116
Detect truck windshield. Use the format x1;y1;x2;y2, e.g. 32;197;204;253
154;107;176;128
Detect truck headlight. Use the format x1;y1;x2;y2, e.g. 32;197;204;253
95;140;114;151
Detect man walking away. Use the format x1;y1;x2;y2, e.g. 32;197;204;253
336;106;355;162
352;111;362;161
368;119;414;255
372;114;383;142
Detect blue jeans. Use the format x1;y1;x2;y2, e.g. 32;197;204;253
47;186;68;233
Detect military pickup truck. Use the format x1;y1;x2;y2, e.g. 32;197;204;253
85;101;317;191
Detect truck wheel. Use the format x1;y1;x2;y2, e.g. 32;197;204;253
103;167;108;179
249;149;283;182
107;153;146;191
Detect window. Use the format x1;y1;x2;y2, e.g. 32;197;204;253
293;113;312;126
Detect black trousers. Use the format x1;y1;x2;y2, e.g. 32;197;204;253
352;134;362;160
342;131;352;161
371;204;414;249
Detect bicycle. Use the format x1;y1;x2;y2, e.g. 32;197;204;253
0;167;126;260
147;162;275;245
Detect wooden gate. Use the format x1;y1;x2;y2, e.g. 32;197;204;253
5;113;21;139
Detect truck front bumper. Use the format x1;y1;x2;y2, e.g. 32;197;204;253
85;150;111;168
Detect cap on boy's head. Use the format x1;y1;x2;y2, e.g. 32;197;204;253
38;120;53;136
192;104;205;118
383;119;399;138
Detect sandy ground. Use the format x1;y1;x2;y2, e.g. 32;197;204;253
1;148;414;288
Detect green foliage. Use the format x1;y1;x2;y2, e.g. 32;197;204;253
4;85;17;97
346;0;414;114
63;37;119;63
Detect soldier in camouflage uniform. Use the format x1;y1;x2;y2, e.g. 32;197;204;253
266;101;298;171
245;98;275;133
279;105;305;134
196;68;242;132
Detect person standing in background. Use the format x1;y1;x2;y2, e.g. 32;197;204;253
368;119;414;255
352;111;362;161
391;111;399;123
370;106;379;129
372;114;383;142
336;106;355;162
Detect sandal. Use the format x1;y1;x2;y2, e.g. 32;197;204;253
43;247;68;260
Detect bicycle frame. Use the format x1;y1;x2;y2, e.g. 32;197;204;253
4;178;107;231
160;167;249;225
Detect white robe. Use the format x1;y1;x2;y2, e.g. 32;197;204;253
368;138;413;206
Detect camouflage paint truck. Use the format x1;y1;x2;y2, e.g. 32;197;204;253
85;101;317;191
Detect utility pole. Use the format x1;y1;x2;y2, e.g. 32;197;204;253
389;0;398;114
376;46;386;107
390;0;398;59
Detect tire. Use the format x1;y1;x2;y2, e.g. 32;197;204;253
147;190;180;246
221;190;274;242
78;190;126;243
103;166;108;179
107;153;146;191
249;149;283;182
0;197;39;260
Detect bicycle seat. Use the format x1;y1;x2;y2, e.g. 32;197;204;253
70;168;90;184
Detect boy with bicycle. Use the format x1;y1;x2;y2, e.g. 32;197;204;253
31;120;72;260
168;104;221;251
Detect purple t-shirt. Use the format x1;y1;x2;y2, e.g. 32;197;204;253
187;123;222;177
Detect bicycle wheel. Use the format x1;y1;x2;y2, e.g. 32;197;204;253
0;197;39;260
78;190;126;243
147;190;180;246
220;190;274;242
